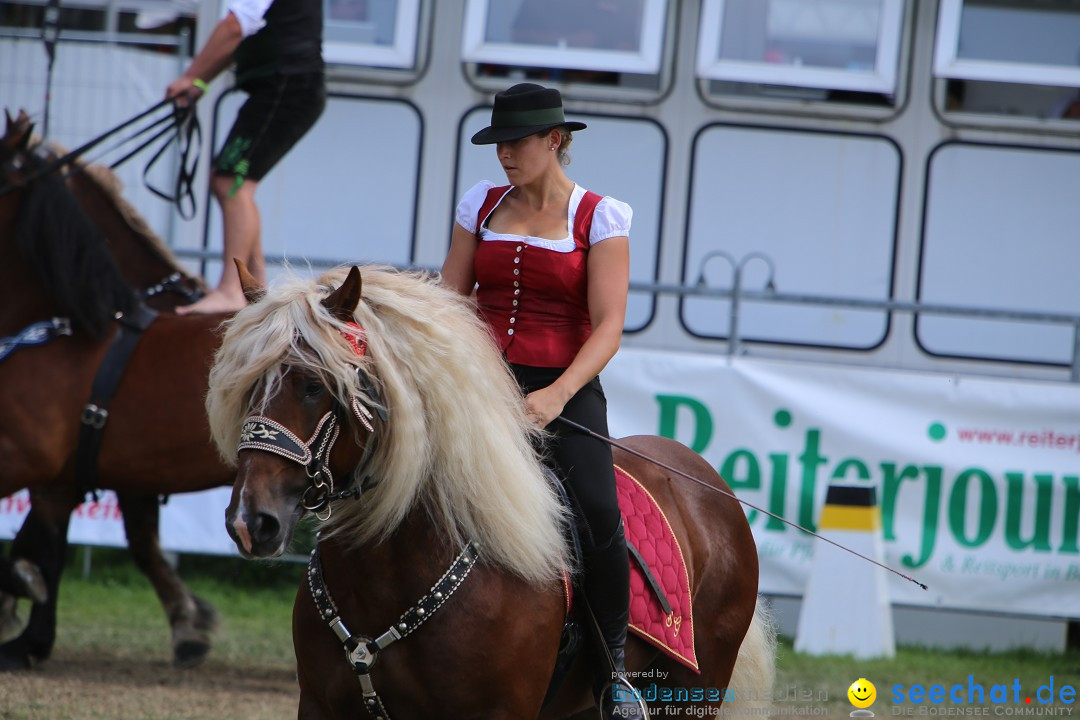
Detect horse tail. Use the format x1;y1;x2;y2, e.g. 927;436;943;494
728;596;777;711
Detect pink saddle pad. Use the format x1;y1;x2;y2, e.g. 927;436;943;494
616;465;699;673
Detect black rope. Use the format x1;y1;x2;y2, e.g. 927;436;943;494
554;415;929;590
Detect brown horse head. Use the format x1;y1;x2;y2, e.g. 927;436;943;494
219;263;372;557
208;265;568;581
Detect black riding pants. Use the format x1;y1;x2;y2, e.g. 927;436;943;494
509;364;621;551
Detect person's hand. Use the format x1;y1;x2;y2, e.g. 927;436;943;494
165;76;204;107
524;386;570;429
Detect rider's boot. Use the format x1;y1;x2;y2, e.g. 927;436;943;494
583;520;647;719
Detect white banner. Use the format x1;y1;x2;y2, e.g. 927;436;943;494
3;349;1077;617
0;488;238;556
604;348;1080;618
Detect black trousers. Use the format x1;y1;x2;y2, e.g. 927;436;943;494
509;364;621;550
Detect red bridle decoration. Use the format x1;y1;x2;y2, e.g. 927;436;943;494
343;321;367;357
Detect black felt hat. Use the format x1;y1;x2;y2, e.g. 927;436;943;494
471;83;587;145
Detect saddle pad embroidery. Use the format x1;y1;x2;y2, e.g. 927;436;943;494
616;465;699;673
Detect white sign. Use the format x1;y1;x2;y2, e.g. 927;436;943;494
0;487;238;556
604;348;1080;618
4;348;1078;617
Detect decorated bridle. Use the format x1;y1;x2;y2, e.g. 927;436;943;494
233;314;482;718
236;322;385;520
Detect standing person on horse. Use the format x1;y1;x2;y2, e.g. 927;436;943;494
441;82;643;719
165;0;326;314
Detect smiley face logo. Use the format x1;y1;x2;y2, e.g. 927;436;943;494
848;678;876;709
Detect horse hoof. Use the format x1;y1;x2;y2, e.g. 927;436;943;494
12;560;48;604
173;640;211;669
0;643;33;672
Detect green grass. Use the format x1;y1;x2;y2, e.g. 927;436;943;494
771;635;1080;715
55;547;300;665
17;549;1080;718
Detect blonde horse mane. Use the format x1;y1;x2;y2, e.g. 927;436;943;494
206;266;568;585
42;140;201;285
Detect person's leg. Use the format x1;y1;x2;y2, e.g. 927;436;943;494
176;174;261;314
178;73;325;314
545;377;645;718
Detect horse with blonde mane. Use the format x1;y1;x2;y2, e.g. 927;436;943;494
208;263;774;718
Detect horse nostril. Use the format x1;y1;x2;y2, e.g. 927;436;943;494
250;511;281;546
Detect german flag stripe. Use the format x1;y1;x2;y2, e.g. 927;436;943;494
819;504;880;531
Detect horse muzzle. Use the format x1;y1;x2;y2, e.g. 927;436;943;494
226;460;306;558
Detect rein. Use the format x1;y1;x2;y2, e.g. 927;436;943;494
2;99;202;219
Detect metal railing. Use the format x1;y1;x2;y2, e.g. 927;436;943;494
171;248;1080;382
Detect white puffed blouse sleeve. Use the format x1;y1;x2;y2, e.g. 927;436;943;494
454;180;497;235
589;196;633;245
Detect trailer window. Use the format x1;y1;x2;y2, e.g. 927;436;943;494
206;94;422;277
323;0;421;70
934;0;1080;121
462;0;667;93
696;0;905;102
682;125;899;350
918;144;1080;366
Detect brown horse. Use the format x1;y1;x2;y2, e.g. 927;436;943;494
0;111;233;669
208;264;774;718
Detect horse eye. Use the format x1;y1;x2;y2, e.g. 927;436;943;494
304;381;324;398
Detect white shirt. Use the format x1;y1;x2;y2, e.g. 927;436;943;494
455;180;633;253
227;0;274;37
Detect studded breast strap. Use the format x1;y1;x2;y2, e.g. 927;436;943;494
306;541;480;719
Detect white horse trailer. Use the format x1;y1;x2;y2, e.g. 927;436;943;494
3;0;1079;652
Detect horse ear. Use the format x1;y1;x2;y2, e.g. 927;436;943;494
233;258;265;304
322;266;363;322
3;109;33;152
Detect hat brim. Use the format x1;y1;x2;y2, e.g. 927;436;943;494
471;120;587;145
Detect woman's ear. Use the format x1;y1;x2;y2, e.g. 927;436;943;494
548;128;562;151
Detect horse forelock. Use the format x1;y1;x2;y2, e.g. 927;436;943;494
206;266;568;585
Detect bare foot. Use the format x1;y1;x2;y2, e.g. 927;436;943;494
175;288;247;315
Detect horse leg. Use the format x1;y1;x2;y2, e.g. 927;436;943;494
0;554;47;602
0;538;49;645
0;488;75;670
0;593;20;644
116;493;219;668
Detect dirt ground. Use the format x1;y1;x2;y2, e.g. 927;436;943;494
0;649;298;720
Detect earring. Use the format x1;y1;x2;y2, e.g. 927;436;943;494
550;145;555;150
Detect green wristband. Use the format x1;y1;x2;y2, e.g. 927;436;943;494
192;78;210;93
